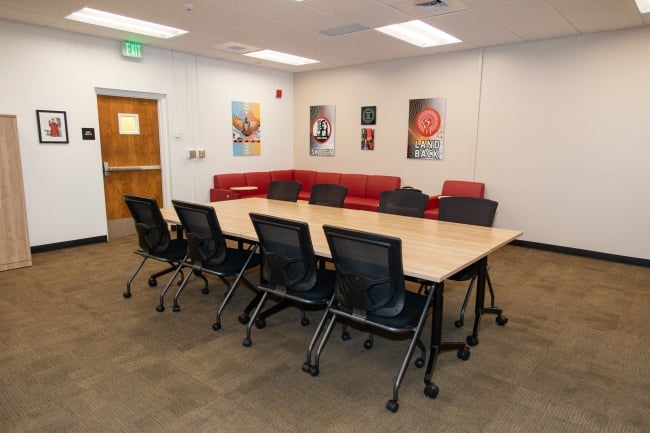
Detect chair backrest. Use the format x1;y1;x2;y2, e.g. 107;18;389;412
124;195;170;254
308;184;348;208
267;180;302;202
171;200;227;266
250;213;318;292
378;189;428;218
323;225;405;317
438;197;498;227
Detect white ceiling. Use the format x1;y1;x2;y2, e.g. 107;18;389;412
1;0;648;72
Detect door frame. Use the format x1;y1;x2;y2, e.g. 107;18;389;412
95;87;172;212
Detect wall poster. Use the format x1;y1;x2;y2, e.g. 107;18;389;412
407;98;446;160
232;101;261;156
309;105;335;156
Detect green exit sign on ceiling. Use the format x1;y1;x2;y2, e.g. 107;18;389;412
122;41;142;59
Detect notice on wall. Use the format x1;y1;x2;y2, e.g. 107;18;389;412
309;105;335;157
407;98;446;160
232;101;261;156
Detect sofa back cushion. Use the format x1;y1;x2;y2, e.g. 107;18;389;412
365;175;401;200
339;174;368;198
244;171;272;195
441;180;485;198
270;170;294;182
214;173;246;189
314;172;341;186
293;170;317;192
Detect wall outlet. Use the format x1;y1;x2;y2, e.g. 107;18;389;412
198;149;206;158
188;149;197;159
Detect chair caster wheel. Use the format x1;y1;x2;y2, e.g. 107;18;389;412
255;318;266;329
454;319;464;328
172;305;180;313
414;357;425;368
238;313;249;325
301;317;310;326
212;322;221;331
123;292;131;299
201;288;209;295
457;347;470;361
496;315;508;326
341;332;351;341
467;335;479;346
386;400;399;413
156;305;164;313
302;362;311;373
309;366;319;377
363;340;373;350
424;383;439;399
242;338;252;347
148;278;157;287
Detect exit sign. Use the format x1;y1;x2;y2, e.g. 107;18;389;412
122;41;142;58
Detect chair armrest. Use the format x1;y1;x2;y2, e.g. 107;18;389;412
210;188;240;202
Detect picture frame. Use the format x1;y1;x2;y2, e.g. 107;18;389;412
36;110;69;143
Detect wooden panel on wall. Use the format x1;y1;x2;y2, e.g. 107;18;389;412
0;115;32;271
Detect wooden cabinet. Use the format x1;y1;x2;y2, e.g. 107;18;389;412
0;115;32;271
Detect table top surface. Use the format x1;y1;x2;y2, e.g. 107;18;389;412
161;197;522;283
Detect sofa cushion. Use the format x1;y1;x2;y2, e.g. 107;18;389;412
214;173;246;189
344;196;380;212
339;174;368;199
244;171;272;196
314;172;341;185
270;170;294;181
441;180;485;198
293;170;316;192
365;175;401;200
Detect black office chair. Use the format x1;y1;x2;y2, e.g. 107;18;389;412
242;213;336;347
304;225;431;413
438;197;507;335
123;194;188;300
308;184;348;208
378;189;429;218
267;180;302;202
159;200;260;327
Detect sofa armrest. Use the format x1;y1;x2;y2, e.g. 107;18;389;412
210;188;240;202
426;195;441;210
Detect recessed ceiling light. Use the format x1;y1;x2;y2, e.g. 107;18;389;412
634;0;650;13
375;20;461;48
66;8;188;39
243;49;319;66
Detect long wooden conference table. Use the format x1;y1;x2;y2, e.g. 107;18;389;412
160;197;522;393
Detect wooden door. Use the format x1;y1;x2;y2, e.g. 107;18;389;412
97;95;163;238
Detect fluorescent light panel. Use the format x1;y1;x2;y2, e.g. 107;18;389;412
635;0;650;13
66;8;188;39
243;49;319;66
375;20;461;47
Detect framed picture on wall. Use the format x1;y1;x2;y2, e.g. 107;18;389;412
36;109;69;143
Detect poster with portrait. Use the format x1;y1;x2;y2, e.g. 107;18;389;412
232;101;261;156
309;105;335;157
407;98;446;160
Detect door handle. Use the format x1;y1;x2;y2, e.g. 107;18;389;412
103;161;161;176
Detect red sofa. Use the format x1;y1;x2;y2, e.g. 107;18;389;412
423;180;486;220
210;169;401;212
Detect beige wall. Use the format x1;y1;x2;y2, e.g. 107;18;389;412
294;27;650;259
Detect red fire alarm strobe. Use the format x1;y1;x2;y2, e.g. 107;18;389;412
276;89;282;98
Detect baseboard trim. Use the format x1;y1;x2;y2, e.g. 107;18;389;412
511;240;650;267
31;236;108;254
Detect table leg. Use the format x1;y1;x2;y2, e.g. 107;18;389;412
468;256;488;346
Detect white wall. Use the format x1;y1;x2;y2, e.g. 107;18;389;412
0;20;293;247
294;27;650;260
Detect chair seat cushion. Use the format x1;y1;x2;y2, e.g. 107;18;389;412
333;290;426;329
286;269;336;301
343;196;379;211
204;248;261;274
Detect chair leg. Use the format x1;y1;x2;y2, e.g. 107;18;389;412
158;264;190;313
124;256;147;298
310;315;338;375
455;276;477;328
481;271;508;325
242;292;268;347
213;246;258;331
303;300;336;376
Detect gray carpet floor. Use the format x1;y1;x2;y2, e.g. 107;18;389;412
1;236;648;432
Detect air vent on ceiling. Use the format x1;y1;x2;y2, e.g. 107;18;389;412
211;41;259;54
415;0;448;7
